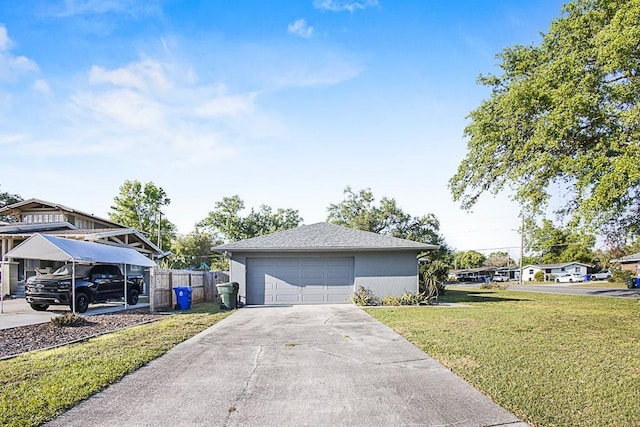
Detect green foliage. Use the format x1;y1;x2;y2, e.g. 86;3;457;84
168;229;227;270
327;186;451;262
0;185;23;223
484;251;514;268
380;291;434;306
449;0;640;242
453;250;486;269
351;286;377;306
525;218;596;264
612;268;633;283
534;271;545;282
198;195;302;242
50;313;85;327
109;180;175;250
421;261;448;298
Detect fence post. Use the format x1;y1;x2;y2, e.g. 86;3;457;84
149;268;155;312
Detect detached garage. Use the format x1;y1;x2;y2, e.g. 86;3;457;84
214;223;438;305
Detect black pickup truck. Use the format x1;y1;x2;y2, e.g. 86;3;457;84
25;264;144;313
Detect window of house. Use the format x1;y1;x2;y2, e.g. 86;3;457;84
529;269;534;274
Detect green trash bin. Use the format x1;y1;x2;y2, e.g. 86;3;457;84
216;282;239;309
627;278;637;289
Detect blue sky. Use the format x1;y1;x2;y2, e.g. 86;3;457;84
0;0;566;257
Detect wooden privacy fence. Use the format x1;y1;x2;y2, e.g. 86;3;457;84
149;269;229;312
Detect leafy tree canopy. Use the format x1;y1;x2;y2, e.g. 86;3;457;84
327;186;451;264
167;229;227;271
453;250;486;269
525;218;596;264
484;251;515;268
109;180;175;250
197;195;302;242
449;0;640;242
0;186;23;223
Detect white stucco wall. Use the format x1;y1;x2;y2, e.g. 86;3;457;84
227;250;420;304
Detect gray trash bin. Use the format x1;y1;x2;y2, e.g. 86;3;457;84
216;282;239;309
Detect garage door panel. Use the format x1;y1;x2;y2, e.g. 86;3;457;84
247;258;353;305
301;293;326;303
327;293;351;303
276;259;299;267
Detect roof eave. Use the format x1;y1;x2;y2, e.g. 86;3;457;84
214;245;439;253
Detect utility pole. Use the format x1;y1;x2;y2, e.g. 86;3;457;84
157;210;162;251
519;216;524;284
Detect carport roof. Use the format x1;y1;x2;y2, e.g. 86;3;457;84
213;222;439;253
4;233;156;267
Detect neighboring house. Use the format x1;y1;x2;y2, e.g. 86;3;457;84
0;198;165;296
521;262;590;282
213;222;438;305
449;267;496;282
611;252;640;277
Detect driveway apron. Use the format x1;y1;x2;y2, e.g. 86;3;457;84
47;305;525;427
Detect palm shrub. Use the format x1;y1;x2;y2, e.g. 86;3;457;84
351;286;377;306
51;313;85;327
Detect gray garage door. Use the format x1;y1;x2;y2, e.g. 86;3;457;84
246;257;354;305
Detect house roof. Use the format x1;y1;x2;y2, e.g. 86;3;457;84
213;222;439;253
0;198;125;228
0;222;78;234
522;262;590;269
612;252;640;263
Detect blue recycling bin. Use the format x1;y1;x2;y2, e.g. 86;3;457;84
174;286;193;310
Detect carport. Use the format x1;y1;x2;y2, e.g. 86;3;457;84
1;233;156;314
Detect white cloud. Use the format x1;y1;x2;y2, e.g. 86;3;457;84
288;18;314;38
195;93;257;117
89;60;170;91
0;25;11;51
33;79;52;94
0;25;39;80
313;0;378;13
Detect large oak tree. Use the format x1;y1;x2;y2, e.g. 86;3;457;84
449;0;640;242
109;180;175;250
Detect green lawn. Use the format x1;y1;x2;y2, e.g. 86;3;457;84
366;288;640;427
0;303;231;427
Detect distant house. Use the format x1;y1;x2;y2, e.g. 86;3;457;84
521;262;589;282
0;199;165;296
611;253;640;277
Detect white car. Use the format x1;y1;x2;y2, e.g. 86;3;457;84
492;275;509;282
589;270;612;281
555;273;585;283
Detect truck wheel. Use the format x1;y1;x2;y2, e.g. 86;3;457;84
127;289;139;305
74;292;90;313
30;303;49;311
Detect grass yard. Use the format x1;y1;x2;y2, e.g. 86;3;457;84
366;288;640;427
0;303;231;427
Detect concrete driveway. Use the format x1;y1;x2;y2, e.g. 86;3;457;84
47;304;525;427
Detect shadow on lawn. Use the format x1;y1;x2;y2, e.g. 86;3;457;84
441;289;532;304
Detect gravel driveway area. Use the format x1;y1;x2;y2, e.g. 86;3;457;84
0;308;167;359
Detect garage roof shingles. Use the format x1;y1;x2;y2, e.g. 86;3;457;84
213;222;438;252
